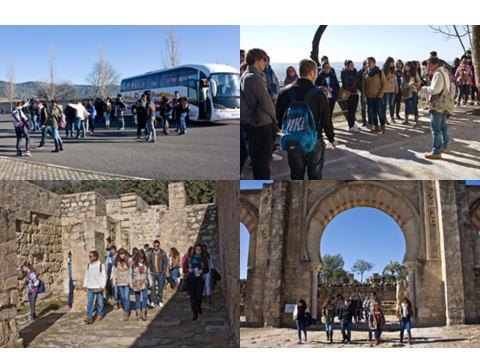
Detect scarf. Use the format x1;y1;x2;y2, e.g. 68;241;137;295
401;303;409;317
138;262;145;274
192;254;202;268
405;71;411;83
367;66;381;78
321;71;332;78
285;74;298;85
265;66;277;94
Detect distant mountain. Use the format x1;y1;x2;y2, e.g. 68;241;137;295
0;80;119;100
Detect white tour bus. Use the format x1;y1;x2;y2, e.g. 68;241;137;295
119;64;239;122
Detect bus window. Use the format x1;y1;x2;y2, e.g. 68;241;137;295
187;79;198;100
146;74;160;89
120;80;127;92
161;70;178;87
178;69;197;86
132;76;146;91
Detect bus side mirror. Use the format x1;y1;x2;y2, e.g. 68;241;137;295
209;79;217;98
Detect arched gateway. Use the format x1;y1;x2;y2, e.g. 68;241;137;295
241;181;480;328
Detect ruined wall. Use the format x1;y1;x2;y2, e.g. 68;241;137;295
242;180;480;328
216;180;239;347
0;207;21;347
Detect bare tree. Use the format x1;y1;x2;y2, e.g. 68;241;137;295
5;58;16;112
310;25;328;67
85;46;120;99
429;25;472;54
472;26;480;100
161;26;182;68
56;81;78;101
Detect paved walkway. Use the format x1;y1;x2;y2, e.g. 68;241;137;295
17;288;236;348
0;156;137;180
241;107;480;180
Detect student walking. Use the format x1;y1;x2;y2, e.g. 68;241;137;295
369;300;385;345
321;298;335;344
169;247;181;292
147;240;167;308
112;248;131;321
12;102;31;156
186;244;210;320
129;250;153;321
23;262;40;321
397;297;415;345
339;299;354;344
201;244;214;303
293;299;309;344
364;292;383;342
66;251;74;310
83;251;107;324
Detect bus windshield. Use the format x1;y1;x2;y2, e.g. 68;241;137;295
211;73;240;98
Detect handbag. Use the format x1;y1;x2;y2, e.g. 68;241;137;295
59;113;66;129
338;88;351;101
180;276;189;292
132;280;146;292
429;70;455;116
401;79;413;99
211;268;221;281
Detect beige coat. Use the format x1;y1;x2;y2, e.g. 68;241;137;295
112;263;130;287
129;264;153;288
384;72;398;94
362;68;387;98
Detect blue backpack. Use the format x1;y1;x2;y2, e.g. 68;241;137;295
280;86;321;154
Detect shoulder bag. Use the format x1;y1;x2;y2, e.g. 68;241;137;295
429;70;455;116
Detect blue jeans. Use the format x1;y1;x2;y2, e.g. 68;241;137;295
296;319;307;341
28;291;38;318
118;285;130;313
430;110;449;154
75;118;86;137
147;118;156;141
203;271;211;296
38;125;53;147
404;91;419;116
32;115;39;131
361;98;367;123
324;322;333;332
86;289;104;319
150;272;165;305
170;267;180;285
374;327;383;339
66;117;74;137
287;139;325;180
15;126;30;154
179;113;187;135
105;112;110;127
114;284;120;302
340;320;352;341
383;92;395;118
400;317;411;336
134;287;149;309
68;278;74;307
367;97;385;126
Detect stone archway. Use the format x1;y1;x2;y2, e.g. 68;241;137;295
240;199;259;270
304;182;423;321
306;182;423;264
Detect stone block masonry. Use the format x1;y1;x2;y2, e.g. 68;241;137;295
0;180;234;347
242;181;480;328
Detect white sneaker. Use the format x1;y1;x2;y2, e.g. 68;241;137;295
272;153;282;161
353;125;360;130
159;302;164;307
348;127;359;133
151;303;156;308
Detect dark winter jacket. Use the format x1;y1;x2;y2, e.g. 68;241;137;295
341;68;360;93
315;71;340;102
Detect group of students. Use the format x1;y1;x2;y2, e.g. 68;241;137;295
293;291;415;346
11;92;192;156
22;241;215;324
240;47;463;180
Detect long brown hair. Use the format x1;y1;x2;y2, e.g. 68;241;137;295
383;57;395;76
114;248;129;268
170;247;180;258
297;299;307;313
132;249;150;268
322;298;334;310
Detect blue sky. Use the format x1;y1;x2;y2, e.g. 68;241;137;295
0;26;239;84
241;26;470;66
240;181;480;280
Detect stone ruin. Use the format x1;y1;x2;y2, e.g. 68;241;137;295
241;181;480;328
0;180;239;347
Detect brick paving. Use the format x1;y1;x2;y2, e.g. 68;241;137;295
0;156;140;180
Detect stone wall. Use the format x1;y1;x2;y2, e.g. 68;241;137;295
0;207;21;347
216;180;239;347
242;180;480;328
